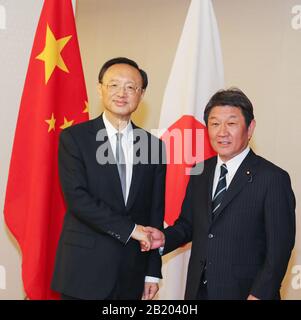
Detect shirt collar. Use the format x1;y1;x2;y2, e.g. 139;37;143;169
217;146;250;174
102;112;133;140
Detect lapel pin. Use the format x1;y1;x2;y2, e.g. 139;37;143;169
246;170;253;183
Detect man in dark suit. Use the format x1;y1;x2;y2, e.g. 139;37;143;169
52;57;166;300
146;88;295;300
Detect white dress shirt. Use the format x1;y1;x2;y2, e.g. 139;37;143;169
212;147;250;199
103;112;133;202
103;113;159;284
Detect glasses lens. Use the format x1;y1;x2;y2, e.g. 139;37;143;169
105;83;140;95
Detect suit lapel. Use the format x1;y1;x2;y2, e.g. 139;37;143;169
126;123;145;210
126;162;144;210
90;117;159;210
206;158;217;224
212;149;258;221
91;114;125;205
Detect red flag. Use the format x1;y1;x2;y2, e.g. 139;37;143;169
4;0;88;299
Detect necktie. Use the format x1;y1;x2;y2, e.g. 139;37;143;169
116;132;126;202
212;163;228;216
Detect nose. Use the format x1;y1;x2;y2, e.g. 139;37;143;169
217;123;228;136
116;85;126;97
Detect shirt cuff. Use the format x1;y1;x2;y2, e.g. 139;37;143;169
158;246;164;256
126;224;136;244
145;276;160;283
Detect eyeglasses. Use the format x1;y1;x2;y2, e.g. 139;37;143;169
101;82;142;95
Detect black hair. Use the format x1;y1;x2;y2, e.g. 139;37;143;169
204;88;254;127
98;57;148;89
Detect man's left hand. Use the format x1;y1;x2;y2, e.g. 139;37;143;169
142;282;159;300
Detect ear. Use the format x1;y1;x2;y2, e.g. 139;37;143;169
247;119;256;140
139;89;146;101
97;83;103;99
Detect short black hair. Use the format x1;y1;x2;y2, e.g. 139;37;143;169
98;57;148;89
204;88;254;127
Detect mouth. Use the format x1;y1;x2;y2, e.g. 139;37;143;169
217;141;231;146
114;100;128;107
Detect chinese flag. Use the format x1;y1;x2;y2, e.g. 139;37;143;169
4;0;88;299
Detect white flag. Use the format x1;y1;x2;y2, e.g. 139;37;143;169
158;0;224;299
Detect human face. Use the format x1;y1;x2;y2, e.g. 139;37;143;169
98;63;145;122
207;106;256;162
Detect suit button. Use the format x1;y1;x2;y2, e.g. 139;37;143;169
208;233;214;239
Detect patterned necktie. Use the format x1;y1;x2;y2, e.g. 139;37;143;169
212;163;228;216
116;132;126;202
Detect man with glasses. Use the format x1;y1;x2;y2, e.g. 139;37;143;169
52;57;166;300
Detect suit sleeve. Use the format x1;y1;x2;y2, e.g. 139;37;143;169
163;174;194;255
145;141;166;278
58;129;135;244
250;170;296;299
145;162;166;278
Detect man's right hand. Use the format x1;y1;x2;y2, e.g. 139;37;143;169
143;226;165;249
131;224;152;251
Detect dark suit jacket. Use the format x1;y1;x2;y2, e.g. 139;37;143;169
164;149;295;300
51;115;166;299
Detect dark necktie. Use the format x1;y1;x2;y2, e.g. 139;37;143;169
116;132;126;202
212;163;228;216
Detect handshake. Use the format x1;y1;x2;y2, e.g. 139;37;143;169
131;225;165;252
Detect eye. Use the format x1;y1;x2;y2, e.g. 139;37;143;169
126;85;135;92
108;83;118;89
126;84;138;93
210;122;219;127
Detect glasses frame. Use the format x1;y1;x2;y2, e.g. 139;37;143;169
101;82;143;95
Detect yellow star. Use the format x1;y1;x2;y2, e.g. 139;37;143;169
83;101;89;113
36;24;72;84
60;117;74;130
45;113;56;132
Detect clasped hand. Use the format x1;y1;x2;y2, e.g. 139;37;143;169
131;225;165;251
